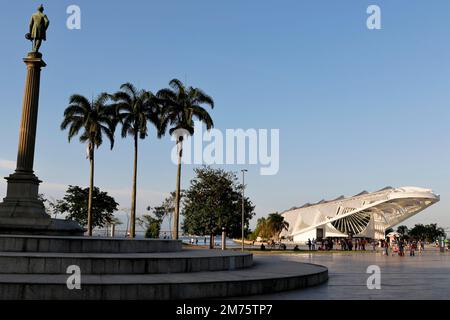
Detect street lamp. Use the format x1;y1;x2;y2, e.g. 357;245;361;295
241;169;248;252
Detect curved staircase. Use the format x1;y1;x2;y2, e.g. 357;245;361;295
0;235;328;300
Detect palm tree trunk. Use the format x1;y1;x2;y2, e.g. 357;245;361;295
168;213;173;240
210;233;215;249
87;143;94;236
130;134;138;239
173;139;183;240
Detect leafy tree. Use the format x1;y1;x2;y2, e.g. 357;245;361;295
60;93;115;236
250;217;271;240
138;215;162;239
385;228;394;236
53;185;118;229
267;213;289;241
151;192;180;239
182;167;255;248
38;194;57;218
396;225;409;236
111;83;162;238
157;79;214;240
409;224;426;240
409;223;446;242
109;217;123;226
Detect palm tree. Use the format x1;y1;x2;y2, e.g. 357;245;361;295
60;93;115;236
111;83;162;238
267;213;289;241
254;217;270;240
157;79;214;240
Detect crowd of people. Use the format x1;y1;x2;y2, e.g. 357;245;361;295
301;237;429;256
305;238;371;251
380;238;425;256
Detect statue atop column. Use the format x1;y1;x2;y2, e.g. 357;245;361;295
25;4;50;53
0;5;83;236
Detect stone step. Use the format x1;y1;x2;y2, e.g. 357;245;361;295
0;257;328;300
0;235;182;253
0;250;253;274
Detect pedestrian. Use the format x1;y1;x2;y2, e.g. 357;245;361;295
343;239;348;251
312;238;316;251
410;241;416;256
307;238;312;251
418;240;423;255
393;243;398;256
399;240;404;257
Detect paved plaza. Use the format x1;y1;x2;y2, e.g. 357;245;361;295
241;250;450;300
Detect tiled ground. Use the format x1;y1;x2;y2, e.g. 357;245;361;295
242;250;450;300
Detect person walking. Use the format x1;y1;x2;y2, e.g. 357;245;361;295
399;240;404;257
348;239;353;251
410;241;416;256
307;238;312;251
393;242;399;256
418;240;423;255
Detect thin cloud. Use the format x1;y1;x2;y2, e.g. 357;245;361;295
0;159;15;171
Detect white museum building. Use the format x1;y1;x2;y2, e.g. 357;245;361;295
281;186;440;242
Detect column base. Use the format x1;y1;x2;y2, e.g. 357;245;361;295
0;217;85;236
0;171;48;222
0;172;84;236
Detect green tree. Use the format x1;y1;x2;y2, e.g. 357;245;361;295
426;224;446;242
152;192;179;239
250;217;271;240
138;215;162;239
111;83;162;238
157;79;214;240
53;185;118;229
61;93;115;236
267;213;289;241
409;223;446;242
385;227;394;236
182;167;255;249
396;225;409;236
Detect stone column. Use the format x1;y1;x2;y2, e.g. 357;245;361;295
0;52;49;226
16;52;46;174
0;52;83;235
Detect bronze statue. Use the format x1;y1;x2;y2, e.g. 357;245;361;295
25;4;49;53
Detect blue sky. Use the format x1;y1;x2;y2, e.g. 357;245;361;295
0;0;449;232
